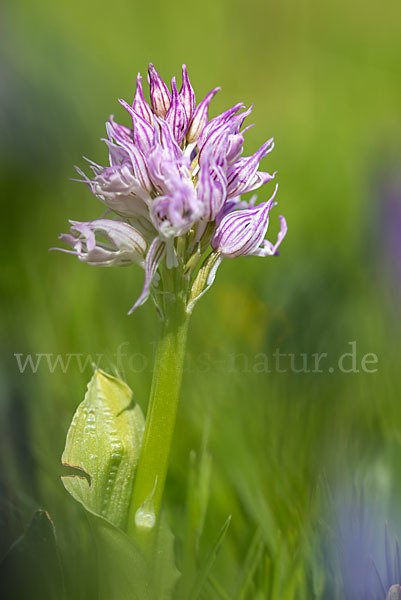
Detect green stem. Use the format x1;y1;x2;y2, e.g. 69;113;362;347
128;284;190;537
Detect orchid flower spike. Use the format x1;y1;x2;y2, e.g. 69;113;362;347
54;63;287;314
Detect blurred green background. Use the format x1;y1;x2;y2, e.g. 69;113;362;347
1;0;401;597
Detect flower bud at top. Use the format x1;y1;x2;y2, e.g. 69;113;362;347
148;63;171;118
179;64;196;123
165;77;188;145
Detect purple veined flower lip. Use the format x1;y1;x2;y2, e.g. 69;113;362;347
60;63;287;313
52;219;147;267
150;184;203;238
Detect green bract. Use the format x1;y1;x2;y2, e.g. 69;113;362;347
61;368;145;531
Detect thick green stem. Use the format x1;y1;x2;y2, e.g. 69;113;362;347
127;288;190;538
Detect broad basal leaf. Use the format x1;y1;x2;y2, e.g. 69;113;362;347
61;368;145;530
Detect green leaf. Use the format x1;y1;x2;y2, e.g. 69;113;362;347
83;510;180;600
235;527;264;600
86;512;151;600
61;368;145;531
0;509;64;600
151;514;181;600
189;515;231;600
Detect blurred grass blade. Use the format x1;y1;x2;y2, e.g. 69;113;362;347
189;515;231;600
209;575;232;600
61;368;145;531
151;514;181;600
235;526;264;600
186;431;212;554
185;440;212;557
0;509;64;600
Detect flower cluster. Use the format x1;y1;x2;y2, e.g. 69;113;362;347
55;64;287;314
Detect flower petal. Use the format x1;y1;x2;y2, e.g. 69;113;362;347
179;64;196;122
132;73;154;124
227;138;275;197
186;86;221;143
76;163;150;218
150;180;202;237
106;122;152;192
253;215;288;257
119;99;154;155
212;184;280;257
108;116;133;143
128;237;165;314
197;102;245;150
165;77;188;145
54;219;147;267
196;153;228;221
226;133;244;165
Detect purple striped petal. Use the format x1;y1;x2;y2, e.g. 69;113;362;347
215;195;258;227
76;164;150;217
212;184;281;257
179;64;195;122
103;121;132;166
128;237;165;313
186;86;221;143
196;155;228;221
105;122;152;193
146;119;190;195
119;99;154;155
156;117;184;160
227;105;253;135
165;77;188;145
227;138;275;197
108;116;133;143
147;145;178;195
199;124;231;167
197;102;244;150
226;133;244;165
132;73;153;124
147;63;171;117
251;170;277;189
